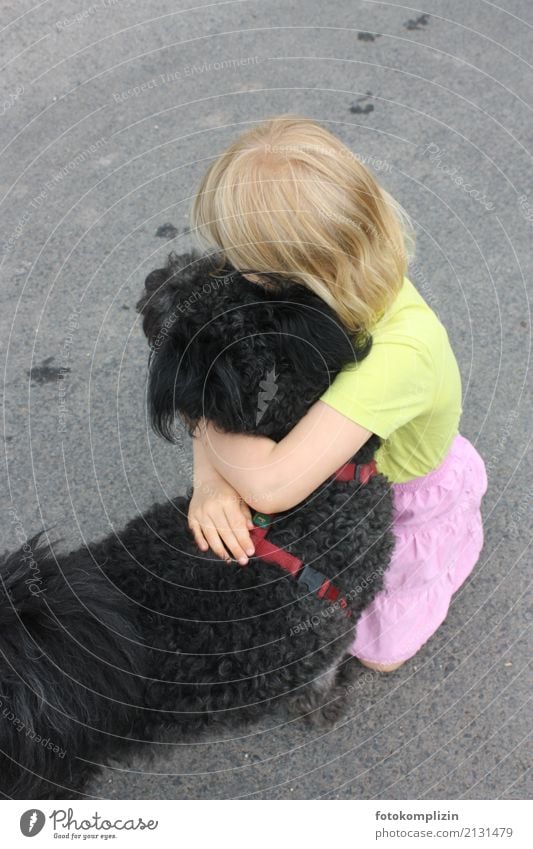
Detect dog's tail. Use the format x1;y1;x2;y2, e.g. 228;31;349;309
0;534;146;799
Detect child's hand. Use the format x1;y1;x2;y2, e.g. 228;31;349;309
188;477;256;566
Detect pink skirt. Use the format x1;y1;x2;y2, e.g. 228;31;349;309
351;434;488;665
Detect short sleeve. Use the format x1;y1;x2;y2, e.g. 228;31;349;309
319;335;435;439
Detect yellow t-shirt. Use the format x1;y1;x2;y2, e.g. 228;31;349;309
320;276;462;483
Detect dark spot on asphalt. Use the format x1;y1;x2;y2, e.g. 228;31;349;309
121;305;130;310
404;14;430;30
350;92;374;115
520;320;527;328
155;223;178;239
358;32;381;41
27;356;70;385
350;104;374;115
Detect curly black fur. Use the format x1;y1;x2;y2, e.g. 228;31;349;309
0;251;394;799
0;534;145;798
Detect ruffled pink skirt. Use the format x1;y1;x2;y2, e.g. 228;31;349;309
352;434;488;665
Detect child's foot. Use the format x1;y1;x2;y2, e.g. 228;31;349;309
358;658;405;673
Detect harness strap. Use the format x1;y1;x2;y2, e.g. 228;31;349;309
334;458;377;484
251;533;303;578
246;459;378;617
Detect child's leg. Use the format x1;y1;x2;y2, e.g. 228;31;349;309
359;658;405;673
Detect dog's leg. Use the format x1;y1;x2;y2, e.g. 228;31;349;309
291;653;382;726
285;653;359;725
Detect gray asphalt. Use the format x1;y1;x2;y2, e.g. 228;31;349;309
0;0;531;800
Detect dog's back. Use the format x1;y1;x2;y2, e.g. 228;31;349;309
97;439;392;732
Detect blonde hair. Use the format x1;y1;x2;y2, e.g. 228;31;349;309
191;115;415;332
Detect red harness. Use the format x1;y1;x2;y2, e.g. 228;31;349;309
248;459;378;617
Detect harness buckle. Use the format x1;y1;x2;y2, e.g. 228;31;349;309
297;564;328;595
251;512;272;528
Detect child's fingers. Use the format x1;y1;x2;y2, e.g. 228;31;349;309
200;524;232;563
189;504;255;564
188;518;209;552
214;528;248;565
223;505;255;562
239;501;255;530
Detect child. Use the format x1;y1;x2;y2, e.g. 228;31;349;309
186;115;487;672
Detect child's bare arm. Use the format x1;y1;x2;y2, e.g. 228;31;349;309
196;400;372;514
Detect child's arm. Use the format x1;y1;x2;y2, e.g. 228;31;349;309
196;400;372;514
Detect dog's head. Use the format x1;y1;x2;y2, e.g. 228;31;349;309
136;251;371;442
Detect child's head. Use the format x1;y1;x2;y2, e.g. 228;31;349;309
191;114;415;332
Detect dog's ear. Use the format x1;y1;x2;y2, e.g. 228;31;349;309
146;333;220;441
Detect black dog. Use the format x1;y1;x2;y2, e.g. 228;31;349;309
0;251;394;799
